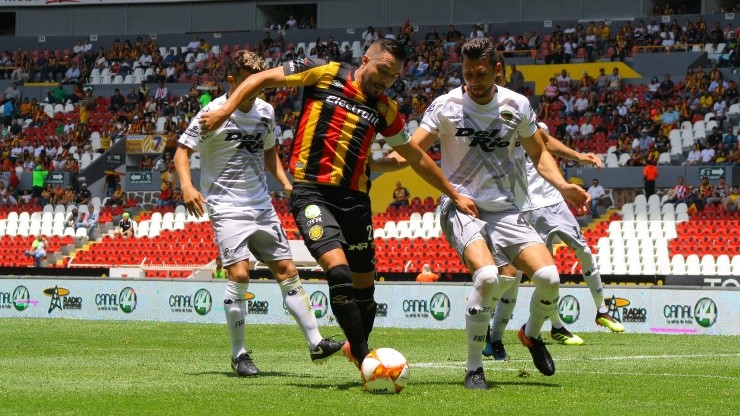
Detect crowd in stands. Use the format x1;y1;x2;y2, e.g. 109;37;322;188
1;13;739;214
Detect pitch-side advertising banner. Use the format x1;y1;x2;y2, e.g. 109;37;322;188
0;279;737;335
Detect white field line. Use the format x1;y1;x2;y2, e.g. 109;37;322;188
414;352;740;368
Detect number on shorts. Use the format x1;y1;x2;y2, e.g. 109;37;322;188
272;225;287;243
367;225;373;241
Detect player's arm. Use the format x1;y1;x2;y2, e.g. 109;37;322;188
173;144;207;218
541;131;603;168
199;67;287;132
264;145;292;198
370;127;438;173
521;129;589;206
391;130;478;218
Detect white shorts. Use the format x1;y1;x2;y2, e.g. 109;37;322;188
524;201;589;251
209;207;292;267
440;197;544;267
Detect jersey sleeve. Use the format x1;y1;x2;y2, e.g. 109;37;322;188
380;98;410;147
282;58;331;87
515;98;538;140
262;105;277;150
178;104;212;150
419;96;444;134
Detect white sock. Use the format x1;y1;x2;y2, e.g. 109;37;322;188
279;276;323;349
466;266;515;371
490;274;520;342
526;265;560;339
584;270;607;313
576;247;607;313
224;280;249;359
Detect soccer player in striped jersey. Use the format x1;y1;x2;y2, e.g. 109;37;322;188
174;50;345;377
376;37;589;388
199;40;477;370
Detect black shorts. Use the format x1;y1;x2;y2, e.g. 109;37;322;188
289;182;375;273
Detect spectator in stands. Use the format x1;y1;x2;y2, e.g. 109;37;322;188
107;183;126;206
638;128;654;151
47;82;76;104
39;183;53;206
157;181;174;208
656;74;675;100
362;26;379;51
594;67;609;93
713;98;728;130
124;87;139;111
24;234;48;267
3;82;21;102
707;176;729;206
75;202;99;238
50;183;64;205
579;114;595;140
389;181;410;208
140;154;153;170
416;263;440;283
607;67;622;91
160;162;176;190
212;256;227;279
109;89;125;112
77;182;92;205
706;126;723;150
643;160;658;198
508;65;524;93
154;82;168;101
666;176;690;205
587;178;605;218
722;186;739;211
556;69;572;94
61;184;76;206
698;176;713;207
115;212;134;238
723;127;737;147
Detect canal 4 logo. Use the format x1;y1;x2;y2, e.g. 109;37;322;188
558;295;580;324
0;286;33;311
310;291;328;318
169;288;212;316
605;296;646;323
95;287;137;313
43;286;82;314
663;297;717;328
403;292;450;320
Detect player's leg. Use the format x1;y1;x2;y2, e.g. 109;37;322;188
484;265;520;360
513;243;559;376
212;213;259;377
290;184;370;366
442;202;516;388
266;258;346;363
223;260;259;376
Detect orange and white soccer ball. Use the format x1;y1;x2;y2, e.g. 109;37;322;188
360;348;410;394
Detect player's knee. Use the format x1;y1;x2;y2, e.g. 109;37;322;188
227;268;249;283
326;265;353;305
472;265;499;286
270;259;299;281
531;264;560;286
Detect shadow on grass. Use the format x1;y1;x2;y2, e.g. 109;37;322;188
186;371;320;379
286;379;560;390
284;381;359;391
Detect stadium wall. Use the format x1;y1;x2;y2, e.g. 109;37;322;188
1;277;737;335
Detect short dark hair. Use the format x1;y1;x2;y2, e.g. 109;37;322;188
461;37;501;67
374;39;406;61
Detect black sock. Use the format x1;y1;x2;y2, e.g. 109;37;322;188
353;285;376;342
326;265;370;362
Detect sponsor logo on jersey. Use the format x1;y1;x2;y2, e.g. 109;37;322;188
223;131;265;153
455;128;510;152
304;205;321;219
308;225;324;241
326;95;380;125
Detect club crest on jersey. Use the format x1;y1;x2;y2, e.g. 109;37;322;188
304;205;321;219
500;110;514;121
377;102;388;117
308;225;324;241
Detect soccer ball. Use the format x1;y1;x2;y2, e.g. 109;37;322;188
360;348;410;394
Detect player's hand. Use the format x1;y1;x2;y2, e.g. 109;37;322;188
182;186;207;217
580;153;603;169
560;183;590;208
452;195;479;218
198;109;228;133
283;184;293;200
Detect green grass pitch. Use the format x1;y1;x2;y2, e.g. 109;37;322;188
0;318;737;415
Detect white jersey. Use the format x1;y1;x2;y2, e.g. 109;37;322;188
178;94;277;212
512;146;564;212
420;85;537;212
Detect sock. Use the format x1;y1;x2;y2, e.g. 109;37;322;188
490;274;520;342
326;265;369;362
466;265;515;372
279;276;323;349
526;265;560;339
576;247;607;312
353;285;376;342
224;280;248;359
